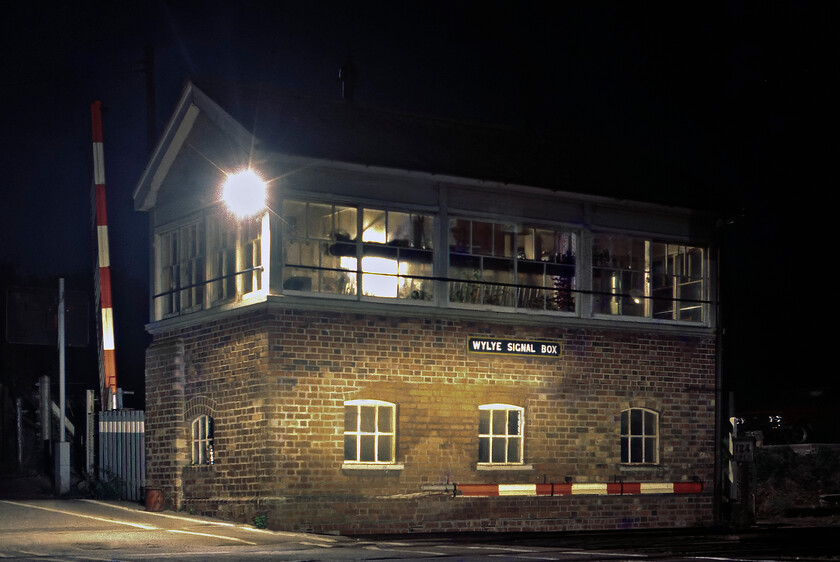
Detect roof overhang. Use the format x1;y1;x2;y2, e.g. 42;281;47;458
132;81;257;211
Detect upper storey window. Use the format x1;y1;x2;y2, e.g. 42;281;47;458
151;196;710;327
449;218;576;312
154;211;267;320
592;234;707;323
282;200;434;301
158;221;204;317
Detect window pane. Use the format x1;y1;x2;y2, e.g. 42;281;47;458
344;435;357;461
492;409;506;436
507;437;521;462
359;435;376;461
377;435;392;462
644;411;656;435
478;436;490;462
344;406;358;432
620;411;628;434
631;436;643;463
620;438;629;463
472;221;494;255
362;209;386;243
508;410;520;436
491;437;506;463
644;437;656;463
378;406;393;432
478;410;490;435
630;409;643;435
360;406;376;432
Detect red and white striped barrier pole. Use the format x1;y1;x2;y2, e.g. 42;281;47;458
455;481;704;497
91;100;118;410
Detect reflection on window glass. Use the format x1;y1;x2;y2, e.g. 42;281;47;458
450;219;575;311
593;234;706;322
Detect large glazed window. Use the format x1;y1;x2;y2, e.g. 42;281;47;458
592;234;707;322
157;221;204;318
205;213;237;306
282;200;434;300
478;404;524;465
344;400;396;463
449;219;576;311
153;211;267;320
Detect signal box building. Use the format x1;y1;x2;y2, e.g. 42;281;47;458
134;79;718;534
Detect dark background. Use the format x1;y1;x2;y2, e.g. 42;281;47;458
1;1;835;413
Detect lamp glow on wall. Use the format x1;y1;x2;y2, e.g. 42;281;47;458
221;168;271;300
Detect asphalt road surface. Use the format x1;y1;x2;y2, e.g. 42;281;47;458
1;498;839;561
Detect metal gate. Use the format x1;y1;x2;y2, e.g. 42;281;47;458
98;410;145;501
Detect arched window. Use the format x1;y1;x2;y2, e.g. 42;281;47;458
620;408;659;464
478;404;524;464
191;414;214;465
344;400;396;463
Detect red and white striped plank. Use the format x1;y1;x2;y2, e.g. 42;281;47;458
455;481;704;497
91;101;117;402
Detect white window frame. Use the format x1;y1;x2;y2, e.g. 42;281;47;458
620;407;659;465
478;404;524;466
591;234;708;324
153;209;269;320
448;218;578;313
190;414;214;465
282;199;436;302
156;220;205;318
343;399;399;467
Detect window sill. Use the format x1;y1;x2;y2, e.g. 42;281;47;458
476;464;534;471
342;462;404;471
618;464;666;475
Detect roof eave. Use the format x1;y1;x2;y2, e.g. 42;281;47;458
132;81;257;211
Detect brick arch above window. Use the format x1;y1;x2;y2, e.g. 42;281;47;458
185;395;218;421
622;397;662;412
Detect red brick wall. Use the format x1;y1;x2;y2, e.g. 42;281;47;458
145;304;716;532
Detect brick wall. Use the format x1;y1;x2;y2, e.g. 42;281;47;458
145;304;716;532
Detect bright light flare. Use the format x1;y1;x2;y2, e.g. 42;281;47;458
222;169;267;218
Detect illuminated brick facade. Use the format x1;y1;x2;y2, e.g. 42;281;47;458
137;80;718;534
144;305;715;532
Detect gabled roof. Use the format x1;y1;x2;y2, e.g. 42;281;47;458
134;78;702;212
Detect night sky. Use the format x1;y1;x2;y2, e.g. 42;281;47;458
1;1;835;411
